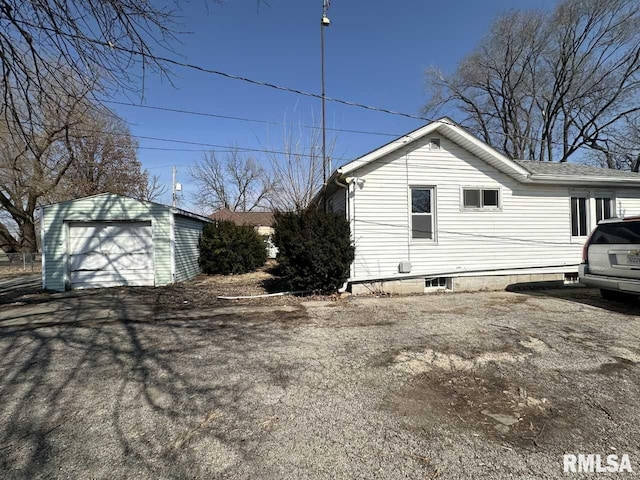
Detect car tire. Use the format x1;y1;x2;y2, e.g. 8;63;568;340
600;289;621;300
600;289;637;302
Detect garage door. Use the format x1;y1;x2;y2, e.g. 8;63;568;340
68;221;154;289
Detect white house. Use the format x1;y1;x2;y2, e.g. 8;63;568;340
322;118;640;294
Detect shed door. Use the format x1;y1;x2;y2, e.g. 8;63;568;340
68;221;154;289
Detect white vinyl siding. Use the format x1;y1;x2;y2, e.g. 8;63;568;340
173;214;205;282
347;136;640;282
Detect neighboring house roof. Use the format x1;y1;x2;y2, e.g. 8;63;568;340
326;118;640;188
209;207;275;227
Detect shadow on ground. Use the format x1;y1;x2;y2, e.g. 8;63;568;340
0;275;43;304
0;295;305;478
508;283;640;316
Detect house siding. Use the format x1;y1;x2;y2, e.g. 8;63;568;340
42;194;172;291
349;136;640;282
173;214;205;283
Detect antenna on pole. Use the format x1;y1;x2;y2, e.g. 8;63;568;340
172;165;177;207
172;166;182;207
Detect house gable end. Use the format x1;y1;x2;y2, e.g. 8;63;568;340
337;119;530;181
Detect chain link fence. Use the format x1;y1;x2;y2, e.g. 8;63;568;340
0;252;42;273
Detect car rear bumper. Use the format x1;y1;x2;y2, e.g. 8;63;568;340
579;266;640;294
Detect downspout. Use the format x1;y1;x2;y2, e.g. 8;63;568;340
405;148;411;264
169;211;176;283
334;174;350;293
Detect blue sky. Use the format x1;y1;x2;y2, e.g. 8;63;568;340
108;0;556;210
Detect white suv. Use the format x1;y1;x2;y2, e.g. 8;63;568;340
579;217;640;300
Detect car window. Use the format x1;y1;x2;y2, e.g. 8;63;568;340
590;221;640;245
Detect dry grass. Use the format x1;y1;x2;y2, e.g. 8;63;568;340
128;261;330;310
0;265;41;276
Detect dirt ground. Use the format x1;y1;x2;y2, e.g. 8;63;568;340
0;274;639;479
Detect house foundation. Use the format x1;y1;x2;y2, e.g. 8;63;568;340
350;273;566;295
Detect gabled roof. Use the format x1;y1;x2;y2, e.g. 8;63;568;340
336;118;530;180
209;208;274;227
329;118;640;187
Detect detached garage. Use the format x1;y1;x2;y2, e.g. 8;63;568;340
40;193;211;291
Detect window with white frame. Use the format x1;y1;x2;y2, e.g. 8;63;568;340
570;196;588;236
411;187;435;240
429;138;441;151
462;188;500;209
595;196;614;223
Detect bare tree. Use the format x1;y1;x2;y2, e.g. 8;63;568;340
0;1;226;252
0;78;92;253
0;82;151;253
264;120;337;212
55;109;149;201
141;174;168;202
424;0;640;166
189;149;274;212
0;1;213;135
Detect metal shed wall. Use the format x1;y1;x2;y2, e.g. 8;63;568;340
173;214;205;282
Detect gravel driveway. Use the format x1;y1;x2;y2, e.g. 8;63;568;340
1;284;639;479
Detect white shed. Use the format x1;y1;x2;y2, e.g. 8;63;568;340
322;118;640;294
40;193;211;291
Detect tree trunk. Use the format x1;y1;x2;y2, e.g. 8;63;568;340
0;223;19;253
0;218;39;253
20;219;38;253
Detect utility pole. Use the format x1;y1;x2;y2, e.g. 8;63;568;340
321;0;331;212
172;165;177;207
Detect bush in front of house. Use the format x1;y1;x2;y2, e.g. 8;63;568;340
199;220;266;275
273;209;354;293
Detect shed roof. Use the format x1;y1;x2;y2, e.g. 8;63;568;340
208;208;275;227
40;193;213;223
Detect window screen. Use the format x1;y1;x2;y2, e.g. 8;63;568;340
463;189;481;208
463;188;499;209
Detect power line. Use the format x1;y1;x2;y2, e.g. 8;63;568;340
354;218;577;246
4;18;433;122
138;146;221;153
103;100;400;137
2;117;350;160
4;17;631;158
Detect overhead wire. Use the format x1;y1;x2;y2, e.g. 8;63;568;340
103;100;401;137
1;118;351;160
354;218;579;246
2;16;630;159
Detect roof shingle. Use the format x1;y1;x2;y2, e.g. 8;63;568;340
208;208;275;227
513;160;640;179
